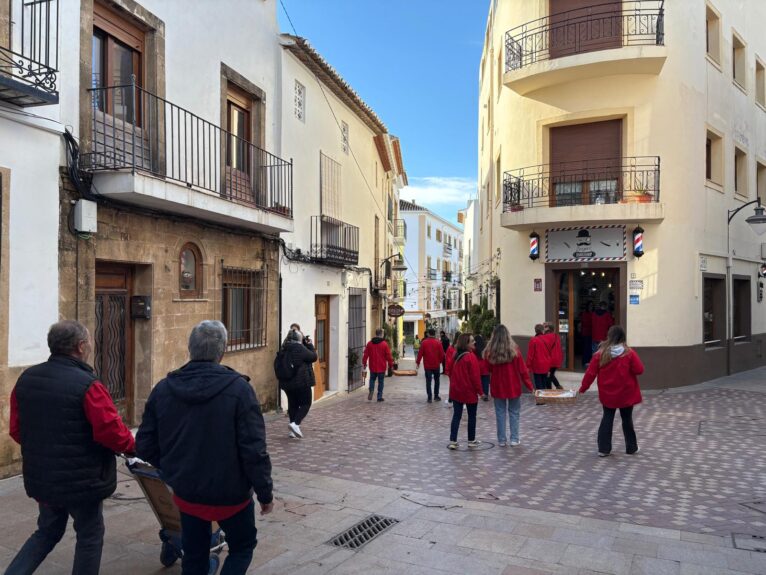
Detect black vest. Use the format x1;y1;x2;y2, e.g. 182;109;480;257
15;355;117;506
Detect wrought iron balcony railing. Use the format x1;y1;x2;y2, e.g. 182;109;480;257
503;156;660;211
505;0;664;72
443;243;453;257
394;219;407;241
83;78;293;217
443;271;453;283
310;215;359;266
0;0;59;106
427;268;438;281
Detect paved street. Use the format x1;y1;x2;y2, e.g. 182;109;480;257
1;362;765;574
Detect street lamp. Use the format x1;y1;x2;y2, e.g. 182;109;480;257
382;254;408;274
726;196;766;373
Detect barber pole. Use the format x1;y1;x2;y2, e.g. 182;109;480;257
632;226;644;258
529;231;540;261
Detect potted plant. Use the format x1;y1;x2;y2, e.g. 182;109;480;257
392;348;400;371
348;349;359;381
509;203;524;212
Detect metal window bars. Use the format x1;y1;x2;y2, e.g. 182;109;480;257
221;266;268;351
394;219;407;241
505;0;664;72
83;77;293;217
310;215;359;266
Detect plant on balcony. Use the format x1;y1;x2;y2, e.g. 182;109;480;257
509;203;525;212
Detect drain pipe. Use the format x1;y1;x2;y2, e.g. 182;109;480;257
277;272;283;413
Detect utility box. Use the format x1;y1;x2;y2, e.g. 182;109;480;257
74;199;98;233
131;296;152;319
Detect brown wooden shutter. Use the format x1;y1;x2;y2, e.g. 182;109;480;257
549;0;622;60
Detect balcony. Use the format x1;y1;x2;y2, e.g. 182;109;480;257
427;268;438;281
0;0;59;106
82;80;293;234
443;243;453;257
501;156;664;230
393;219;407;246
310;216;359;266
443;271;453;283
504;1;665;96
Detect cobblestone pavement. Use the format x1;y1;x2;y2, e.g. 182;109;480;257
0;365;764;574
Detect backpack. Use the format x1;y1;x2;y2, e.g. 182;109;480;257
274;348;298;382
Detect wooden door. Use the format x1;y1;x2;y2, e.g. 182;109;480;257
549;0;622;60
94;263;134;422
313;296;330;401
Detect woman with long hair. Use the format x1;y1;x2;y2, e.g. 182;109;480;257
473;334;490;400
447;333;484;450
579;325;644;457
485;325;533;447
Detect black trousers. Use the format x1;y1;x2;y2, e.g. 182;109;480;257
285;386;312;425
598;405;638;454
450;402;477;442
533;373;550;390
548;368;561;389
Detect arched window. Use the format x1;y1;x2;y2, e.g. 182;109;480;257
179;243;202;298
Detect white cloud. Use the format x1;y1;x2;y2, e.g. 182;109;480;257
402;177;476;224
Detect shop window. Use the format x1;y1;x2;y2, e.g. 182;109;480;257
703;276;725;345
757;58;766;107
734;146;747;196
732;277;751;340
706;4;721;65
733;33;746;89
706;130;723;185
222;267;267;350
179;243;202;298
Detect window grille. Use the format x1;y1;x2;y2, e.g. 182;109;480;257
321;152;342;220
341;121;349;154
294;80;305;122
222;266;267;351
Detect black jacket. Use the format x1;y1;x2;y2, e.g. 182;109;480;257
135;361;273;506
280;341;317;390
14;355;116;506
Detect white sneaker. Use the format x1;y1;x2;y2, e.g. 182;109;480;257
288;430;299;439
498;441;508;447
448;442;458;450
288;422;303;438
467;440;481;448
510;441;521;447
627;447;640;455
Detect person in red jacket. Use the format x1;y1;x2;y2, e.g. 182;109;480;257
474;334;490;401
542;323;564;390
362;328;394;402
444;331;460;376
579;325;644;457
415;329;445;402
590;301;614;353
580;302;594;368
485;324;534;447
526;324;552;392
447;334;484;450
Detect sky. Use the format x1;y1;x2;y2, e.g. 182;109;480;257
277;0;489;224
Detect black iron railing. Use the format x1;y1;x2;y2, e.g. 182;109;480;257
443;243;453;257
427;268;438;281
394;219;407;241
443;271;453;283
310;215;359;266
83;78;293;217
503;156;660;211
505;1;664;72
0;0;59;105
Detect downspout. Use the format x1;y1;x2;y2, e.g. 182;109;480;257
277;272;283;413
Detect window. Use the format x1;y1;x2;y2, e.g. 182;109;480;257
733;277;751;340
735;146;747;196
706;130;723;185
294;80;305;122
427;223;431;239
703;276;725;345
179;243;202;298
226;85;251;175
92;2;144;123
706;4;720;64
320;152;342;220
733;33;746;89
495;156;501;202
757;58;765;107
341;120;349;154
436;229;442;242
496;50;502;97
427;256;432;276
758;161;766;199
222;267;267;350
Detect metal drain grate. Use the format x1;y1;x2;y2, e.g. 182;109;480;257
732;533;766;553
328;515;399;550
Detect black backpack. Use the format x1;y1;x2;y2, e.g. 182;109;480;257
274;348;298;382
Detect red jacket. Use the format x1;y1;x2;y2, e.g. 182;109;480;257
444;346;457;375
526;335;551;374
477;356;490;376
362;338;394;373
488;353;533;399
541;332;563;369
591;310;614;342
448;352;484;404
580;311;593;337
416;337;445;370
579;349;644;408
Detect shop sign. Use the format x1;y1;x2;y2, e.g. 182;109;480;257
533;278;543;292
699;256;708;271
629;280;644;291
387;304;405;318
630;294;640;305
546;226;626;263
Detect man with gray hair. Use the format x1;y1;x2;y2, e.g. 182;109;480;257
136;320;273;575
7;320;135;574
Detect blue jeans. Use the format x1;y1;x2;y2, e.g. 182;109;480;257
5;501;104;575
369;372;385;399
180;499;257;575
494;397;521;444
424;369;441;399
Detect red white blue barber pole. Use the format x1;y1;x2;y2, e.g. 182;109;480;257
529;231;540;261
632;226;644;258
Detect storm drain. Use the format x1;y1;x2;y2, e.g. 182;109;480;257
328;515;399;550
732;533;766;553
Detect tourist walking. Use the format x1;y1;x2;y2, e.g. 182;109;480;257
362;328;394;402
415;328;445;402
136;320;274;575
542;323;564;390
578;325;644;457
591;301;614;356
276;328;318;437
485;324;534;447
7;320;136;575
527;324;552;391
440;331;450;373
474;334;490;400
413;334;421;352
447;334;484;450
